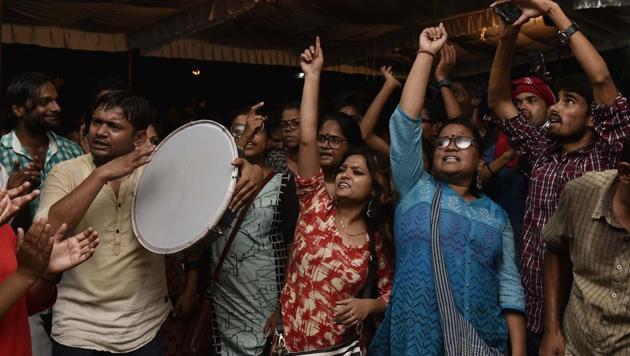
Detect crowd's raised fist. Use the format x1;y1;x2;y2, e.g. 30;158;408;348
419;23;448;56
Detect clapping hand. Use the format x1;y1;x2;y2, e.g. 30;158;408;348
15;218;54;282
46;223;99;274
0;182;40;226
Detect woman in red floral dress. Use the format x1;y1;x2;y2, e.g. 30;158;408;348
278;37;395;353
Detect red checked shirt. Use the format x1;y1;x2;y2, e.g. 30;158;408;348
493;94;630;334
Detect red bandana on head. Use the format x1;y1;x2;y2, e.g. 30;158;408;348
494;77;556;168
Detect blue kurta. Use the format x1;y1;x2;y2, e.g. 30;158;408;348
369;107;525;355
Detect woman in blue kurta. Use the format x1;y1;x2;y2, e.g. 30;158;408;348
369;24;526;355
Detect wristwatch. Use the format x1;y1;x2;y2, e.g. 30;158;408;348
558;22;580;46
437;79;454;90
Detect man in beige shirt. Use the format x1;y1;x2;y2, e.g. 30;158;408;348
541;135;630;355
37;90;168;355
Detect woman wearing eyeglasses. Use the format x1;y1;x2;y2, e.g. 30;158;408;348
273;37;394;354
317;112;363;196
189;105;298;356
369;24;526;356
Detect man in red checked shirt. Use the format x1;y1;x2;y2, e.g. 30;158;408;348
487;1;630;355
485;76;556;247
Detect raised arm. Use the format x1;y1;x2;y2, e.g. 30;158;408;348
236;102;265;150
298;37;324;179
359;66;400;156
503;0;618;105
390;24;448;196
487;19;521;120
401;24;447;117
435;44;463;119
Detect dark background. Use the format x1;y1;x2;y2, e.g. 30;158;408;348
3;43;630;133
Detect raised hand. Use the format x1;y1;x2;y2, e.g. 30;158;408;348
381;66;401;89
435;43;457;81
300;36;324;76
0;182;40;226
46;224;99;274
491;0;554;26
419;23;448;56
15;218;54;281
242;102;266;138
95;142;154;182
497;16;522;40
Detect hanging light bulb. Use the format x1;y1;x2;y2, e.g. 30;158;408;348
192;68;201;76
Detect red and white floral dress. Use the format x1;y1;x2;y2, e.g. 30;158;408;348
279;171;393;352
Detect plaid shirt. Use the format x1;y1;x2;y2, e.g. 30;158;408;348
493;94;630;334
0;130;83;217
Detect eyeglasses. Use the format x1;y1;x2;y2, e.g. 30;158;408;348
317;134;347;149
280;118;300;131
230;123;265;140
433;135;476;150
230;123;245;139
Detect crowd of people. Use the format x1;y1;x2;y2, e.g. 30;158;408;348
0;0;629;356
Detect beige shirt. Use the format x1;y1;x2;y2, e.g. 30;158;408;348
543;170;630;356
37;154;170;353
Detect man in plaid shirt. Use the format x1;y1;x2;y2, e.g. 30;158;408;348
2;72;83;227
487;1;630;354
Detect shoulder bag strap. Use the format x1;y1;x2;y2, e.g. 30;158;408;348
211;172;275;281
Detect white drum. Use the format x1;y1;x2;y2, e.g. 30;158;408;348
132;120;239;254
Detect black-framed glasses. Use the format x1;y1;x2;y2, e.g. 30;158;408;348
434;135;476;150
317;134;347;149
280;118;300;131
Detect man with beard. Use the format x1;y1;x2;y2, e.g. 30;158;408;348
487;1;630;354
1;72;83;225
1;71;83;356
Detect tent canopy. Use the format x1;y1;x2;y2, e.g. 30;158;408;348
3;0;630;75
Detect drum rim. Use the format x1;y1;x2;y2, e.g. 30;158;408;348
131;119;239;254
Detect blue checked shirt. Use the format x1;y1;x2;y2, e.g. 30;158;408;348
0;130;83;217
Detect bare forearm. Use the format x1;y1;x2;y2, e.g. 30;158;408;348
361;83;397;139
47;170;106;232
543;248;570;334
298;74;321;178
28;278;57;311
440;87;463;119
488;32;519;119
545;2;616;102
505;311;527;356
369;297;386;316
480;154;513;182
400;53;434;118
0;271;36;317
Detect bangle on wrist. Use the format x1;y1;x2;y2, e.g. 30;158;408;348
40;273;62;285
416;50;436;59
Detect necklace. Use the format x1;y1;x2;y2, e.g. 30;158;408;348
336;215;367;237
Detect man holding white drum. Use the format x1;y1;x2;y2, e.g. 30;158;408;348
33;90;267;355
